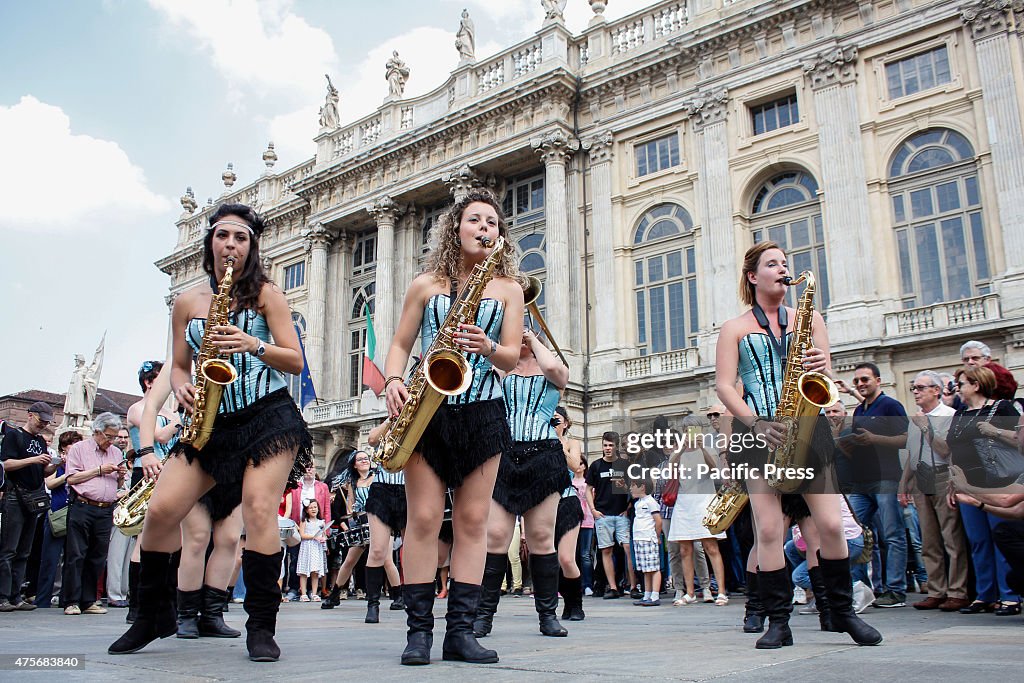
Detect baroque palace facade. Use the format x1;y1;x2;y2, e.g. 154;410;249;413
158;0;1024;470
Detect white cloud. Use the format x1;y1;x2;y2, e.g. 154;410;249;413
147;0;337;102
0;96;170;231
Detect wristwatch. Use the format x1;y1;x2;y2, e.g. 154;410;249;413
485;340;497;358
256;340;266;357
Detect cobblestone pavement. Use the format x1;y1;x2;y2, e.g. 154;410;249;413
0;593;1016;681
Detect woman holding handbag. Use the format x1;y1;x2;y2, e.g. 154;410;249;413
938;365;1021;615
34;431;83;607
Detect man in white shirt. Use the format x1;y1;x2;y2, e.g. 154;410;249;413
898;370;969;611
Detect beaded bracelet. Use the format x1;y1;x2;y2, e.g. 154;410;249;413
136;446;155;457
384;376;404;390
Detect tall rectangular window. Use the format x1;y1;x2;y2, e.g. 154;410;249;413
750;93;799;135
283;261;305;290
886;46;951;99
635;134;680;177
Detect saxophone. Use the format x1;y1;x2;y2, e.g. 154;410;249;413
376;236;505;473
703;481;748;535
113;477;154;536
767;271;839;493
179;257;240;450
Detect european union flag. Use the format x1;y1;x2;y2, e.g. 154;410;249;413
295;323;318;409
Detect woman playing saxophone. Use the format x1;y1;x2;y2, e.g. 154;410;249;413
383;190;524;666
715;241;881;649
109;203;312;663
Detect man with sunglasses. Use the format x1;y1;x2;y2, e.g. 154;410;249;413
0;402;57;612
842;363;909;608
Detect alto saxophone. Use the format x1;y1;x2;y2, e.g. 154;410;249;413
767;271;839;493
180;257;240;450
703;481;748;535
113;476;154;536
377;236;505;473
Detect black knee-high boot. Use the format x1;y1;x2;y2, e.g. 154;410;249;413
126;561;141;624
390;585;406;610
530;553;567;636
743;570;765;633
472;552;506;638
108;550;178;654
224;586;233;613
560;573;585;621
818;554;882;646
243;549;284;662
365;566;383;624
755;568;793;649
176;589;201;638
199;586;241;637
442;582;498;663
321;583;342;609
401;583;435;666
807;566;835;632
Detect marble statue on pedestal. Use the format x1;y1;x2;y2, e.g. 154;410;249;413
456;9;475;63
386;51;410;98
61;336;104;431
542;0;567;21
319;74;340;130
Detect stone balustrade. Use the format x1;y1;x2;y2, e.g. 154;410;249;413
619;348;699;380
884;294;1001;337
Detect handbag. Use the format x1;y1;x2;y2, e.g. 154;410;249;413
661;478;679;507
14;485;50;516
48;505;69;537
974;401;1024;487
842;494;874;565
915;428;938;495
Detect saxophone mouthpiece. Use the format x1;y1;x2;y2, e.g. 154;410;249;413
781;276;794;286
477;236;494;248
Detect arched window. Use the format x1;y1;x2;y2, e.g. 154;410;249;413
888;129;989;308
518;232;546;319
632;203;699;354
348;283;375;398
750;171;829;310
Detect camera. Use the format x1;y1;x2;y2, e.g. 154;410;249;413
49;448;62;466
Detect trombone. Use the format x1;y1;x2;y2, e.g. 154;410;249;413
522;275;568;368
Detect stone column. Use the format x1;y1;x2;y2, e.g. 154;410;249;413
368;196;404;351
688;89;738;362
532;129;580;356
324;231;352;401
963;3;1024;315
443;163;482;202
581;131;617;353
302;222;334;386
802;45;885;342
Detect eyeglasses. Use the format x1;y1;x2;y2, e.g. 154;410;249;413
101;431;119;440
706;412;721;419
909;384;937;392
851;377;874;384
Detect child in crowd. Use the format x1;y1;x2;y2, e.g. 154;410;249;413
630;477;663;606
296;500;327;602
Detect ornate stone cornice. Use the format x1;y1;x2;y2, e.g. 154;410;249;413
367;195;405;224
581;131;614;163
302;222;335;253
531;129;580;165
685;89;729;129
164;293;177;311
961;0;1022;40
802;45;858;90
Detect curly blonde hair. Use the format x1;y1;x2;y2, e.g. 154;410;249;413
425;189;521;283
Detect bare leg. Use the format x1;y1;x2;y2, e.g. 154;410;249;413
679;541;695;596
748;479;786;571
298;574;307;597
522;493;559;555
240;450;296;555
403;452;445;584
802;495;847;560
140;456;216;553
601;547;617;589
702;538;727;596
450;454;501;583
205;506;243;590
557;525;581;579
178;504;213;591
485;500;517;555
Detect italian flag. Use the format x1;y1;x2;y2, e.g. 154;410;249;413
362;304;386;395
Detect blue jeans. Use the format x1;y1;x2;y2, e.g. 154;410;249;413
960;503;1019;602
577;527;595;590
850;487;907;595
902;503;928;585
787;537;866;592
34;515;66;607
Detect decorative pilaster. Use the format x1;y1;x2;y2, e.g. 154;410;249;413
368;197;405;351
302;222;335;385
532;129;579;358
442;163;482;201
581;131;617;354
963;2;1024;314
687;90;737;364
802;45;885;342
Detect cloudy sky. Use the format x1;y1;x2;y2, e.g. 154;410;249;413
0;0;654;398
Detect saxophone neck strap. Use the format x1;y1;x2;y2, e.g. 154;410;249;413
752;302;789;362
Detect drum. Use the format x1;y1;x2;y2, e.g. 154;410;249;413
340;513;369;548
278;516;300;548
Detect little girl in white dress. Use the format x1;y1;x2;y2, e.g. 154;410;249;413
296;500;327;601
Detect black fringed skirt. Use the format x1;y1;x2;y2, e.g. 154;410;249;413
492;439;570;516
554;492;584;546
419;398;512;489
173;388;313;519
363;481;407;535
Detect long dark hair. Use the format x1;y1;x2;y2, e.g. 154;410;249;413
203;203;270;312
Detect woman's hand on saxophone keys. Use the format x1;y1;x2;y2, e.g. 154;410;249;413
753;419;788;449
174;383;197;412
386;381;409;418
140;454;163;482
456;323;491;356
801;347;828;373
211;324;256;355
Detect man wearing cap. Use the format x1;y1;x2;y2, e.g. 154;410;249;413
0;401;58;612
